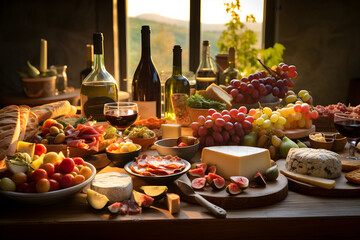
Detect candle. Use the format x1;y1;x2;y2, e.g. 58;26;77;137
40;39;47;73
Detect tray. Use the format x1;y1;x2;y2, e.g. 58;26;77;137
283;125;315;139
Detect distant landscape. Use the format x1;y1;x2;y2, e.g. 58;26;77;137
127;14;263;80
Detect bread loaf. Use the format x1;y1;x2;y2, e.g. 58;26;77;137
205;83;233;109
31;100;72;122
24;111;40;142
0;105;21;161
18;105;30;141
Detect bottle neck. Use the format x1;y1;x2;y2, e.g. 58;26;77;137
173;50;182;76
200;45;213;69
93;54;106;72
228;61;235;69
141;31;151;59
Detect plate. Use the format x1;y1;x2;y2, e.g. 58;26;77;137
0;162;96;204
124;159;191;184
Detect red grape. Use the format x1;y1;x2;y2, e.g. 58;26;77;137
287;79;295;88
222;114;231;122
251;79;260;88
288;65;296;73
231;135;240;144
224;122;234;131
252;89;259;99
242;120;253;130
208;108;217;115
229;109;238;118
260;71;267;78
265;84;273;93
226;86;234;94
281;64;289;72
289;71;298;78
241;77;248;82
232;80;241;88
198;115;206;125
234;121;242;131
240;82;247;91
191;122;200;131
221;110;230;116
236;112;246;122
206;115;212;121
235;93;244;103
205;136;215;147
245;116;255;123
215;118;226;127
192;130;200;138
211;112;222;121
236;127;245;138
276;80;284;88
221;131;230;142
204;120;214;128
238;106;247;114
247;84;254;93
228;128;235;136
248;74;254;81
273;86;280;96
258;83;266;95
212;124;222;132
212;132;223;143
198;126;207;137
281;72;289;80
230;88;239;98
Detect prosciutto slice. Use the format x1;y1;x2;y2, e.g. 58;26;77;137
130;154;186;176
65;122;107;151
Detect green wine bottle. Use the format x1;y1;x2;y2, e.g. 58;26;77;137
164;45;190;120
220;47;239;86
80;32;119;121
195;40;216;90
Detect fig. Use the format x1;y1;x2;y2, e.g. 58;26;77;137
226;183;242;195
189;168;205;177
140;185;168;201
206;173;222;184
279;136;299;158
191;177;206;190
297;139;308;148
195;163;207;172
207;165;217;174
108;202;121;214
265;165;279;182
254;171;267;186
230;176;249;189
133;190;154;207
210;177;225;190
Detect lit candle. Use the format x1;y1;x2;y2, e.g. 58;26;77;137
40;39;47;73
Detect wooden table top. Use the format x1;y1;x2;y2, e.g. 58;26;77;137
1;148;360;240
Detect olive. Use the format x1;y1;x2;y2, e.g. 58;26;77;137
33;134;43;143
52;122;64;130
46;135;55;144
54;133;66;144
41;138;49;144
49;126;60;136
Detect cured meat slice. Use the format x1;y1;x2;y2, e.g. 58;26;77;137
120;200;129;215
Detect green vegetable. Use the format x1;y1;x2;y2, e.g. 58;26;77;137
186;93;226;110
27;61;40;78
73;116;88;128
123;125;154;139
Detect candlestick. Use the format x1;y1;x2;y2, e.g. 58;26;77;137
40;39;47;73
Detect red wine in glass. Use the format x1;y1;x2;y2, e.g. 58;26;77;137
334;119;360;139
105;110;138;129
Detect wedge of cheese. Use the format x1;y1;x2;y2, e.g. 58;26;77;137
201;146;271;180
166;193;180;214
280;169;336;189
161;124;181;139
91;172;133;203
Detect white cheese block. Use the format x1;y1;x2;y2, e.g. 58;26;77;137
161;124;181;139
201;146;271;180
91;172;133;203
285;148;341;179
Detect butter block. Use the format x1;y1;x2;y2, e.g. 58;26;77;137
161;124;181;139
166;193;180;214
201;146;271;180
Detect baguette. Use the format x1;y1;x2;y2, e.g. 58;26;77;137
0;105;21;162
205;83;233;109
24;111;40;142
31;100;72;122
18;105;30;141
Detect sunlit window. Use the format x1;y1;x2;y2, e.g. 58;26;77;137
127;0;190;87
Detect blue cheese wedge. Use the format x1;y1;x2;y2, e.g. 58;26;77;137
91;172;133;203
285;148;341;179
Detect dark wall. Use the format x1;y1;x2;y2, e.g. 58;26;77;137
276;0;360;106
0;0;115;94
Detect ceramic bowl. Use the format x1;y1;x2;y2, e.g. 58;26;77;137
106;144;142;167
154;138;199;162
309;132;334;150
22;76;56;98
0;162;96;205
130;135;156;151
329;133;347;152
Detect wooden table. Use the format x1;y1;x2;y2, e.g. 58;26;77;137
1;150;360;240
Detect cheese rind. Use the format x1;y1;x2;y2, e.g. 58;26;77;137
280;169;335;189
201;146;271;180
166;193;180;214
91;172;133;203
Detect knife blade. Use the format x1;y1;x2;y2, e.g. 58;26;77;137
176;179;227;218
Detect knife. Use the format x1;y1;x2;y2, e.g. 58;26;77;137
176;180;227;218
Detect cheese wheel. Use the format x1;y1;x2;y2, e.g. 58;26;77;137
91;172;133;203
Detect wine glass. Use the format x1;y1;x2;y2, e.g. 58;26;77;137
104;102;138;137
334;112;360;159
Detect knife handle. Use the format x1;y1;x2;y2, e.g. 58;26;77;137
194;194;227;218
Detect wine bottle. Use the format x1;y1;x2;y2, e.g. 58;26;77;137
195;40;216;90
164;45;190;120
80;32;119;121
80;44;94;85
220;47;239;86
132;25;161;119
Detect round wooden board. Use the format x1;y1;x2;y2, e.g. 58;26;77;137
283;125;315;139
277;160;360;197
174;174;288;209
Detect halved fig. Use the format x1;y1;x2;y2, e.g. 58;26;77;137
195;163;207;172
128;200;142;215
108;202;121;214
206;172;222;184
230;176;249;190
226;183;242;195
189;168;205;178
120;200;129;215
191;177;206;190
254;171;266;186
207;165;217;174
210;177;225;190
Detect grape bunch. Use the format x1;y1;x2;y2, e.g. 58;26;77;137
278;102;319;129
250;107;287;133
285;90;313;105
226;63;298;104
191;107;253;147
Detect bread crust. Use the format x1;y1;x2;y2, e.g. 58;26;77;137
345;169;360;185
31;100;71;122
0;105;21;161
18;105;30;141
342;160;360;172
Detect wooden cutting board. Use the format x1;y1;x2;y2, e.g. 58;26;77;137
283;125;315;139
174;173;288;210
277;160;360;197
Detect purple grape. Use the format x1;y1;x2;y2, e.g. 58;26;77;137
273;86;280;97
265;84;273;93
232;80;241;88
240;82;247;92
230;88;239;98
193;130;200;138
258;83;266;95
252;89;260;100
198;126;208;137
247;83;254;94
204;119;214;128
275;80;284;88
212;124;222;132
228;128;235;136
205;136;215;147
224;122;234;131
241;77;248;83
212;131;223;143
191;122;200;131
231;135;240;144
234;121;242;131
235;93;244;103
221;131;230;143
251;79;260;88
236;127;245;138
226;85;234;94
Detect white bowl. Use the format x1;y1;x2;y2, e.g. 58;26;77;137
0;162;96;205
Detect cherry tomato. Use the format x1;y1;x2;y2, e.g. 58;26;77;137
43;119;57;129
60;158;75;174
36;178;50;193
73;157;85;166
49;179;60;191
11;172;27;186
31;169;48;182
50;172;63;184
40;163;55;177
35;144;47;156
61;174;74;188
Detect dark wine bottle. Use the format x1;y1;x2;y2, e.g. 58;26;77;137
80;44;94;85
195;40;216;90
220;47;239;86
132;25;161;119
80;32;119;121
164;45;190;120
